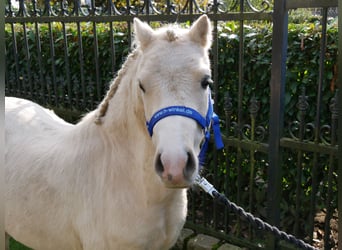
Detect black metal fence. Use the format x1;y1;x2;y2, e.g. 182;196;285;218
5;0;340;249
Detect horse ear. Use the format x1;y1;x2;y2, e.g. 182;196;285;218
189;15;212;48
134;18;154;50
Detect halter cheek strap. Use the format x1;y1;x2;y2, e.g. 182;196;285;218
146;90;224;168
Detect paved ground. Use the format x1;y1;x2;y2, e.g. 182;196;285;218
174;228;244;250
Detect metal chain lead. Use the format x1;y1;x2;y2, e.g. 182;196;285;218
194;175;317;250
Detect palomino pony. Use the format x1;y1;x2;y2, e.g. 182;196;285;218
5;15;213;249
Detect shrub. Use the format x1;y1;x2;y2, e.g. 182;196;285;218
5;21;130;112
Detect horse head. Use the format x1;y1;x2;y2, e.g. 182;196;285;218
134;15;213;188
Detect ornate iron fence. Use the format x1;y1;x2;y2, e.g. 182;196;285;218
5;0;340;249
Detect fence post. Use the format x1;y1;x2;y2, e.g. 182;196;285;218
338;0;342;248
267;0;288;248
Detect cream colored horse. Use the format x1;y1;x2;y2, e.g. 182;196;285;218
5;15;212;250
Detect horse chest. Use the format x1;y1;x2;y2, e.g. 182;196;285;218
128;193;187;249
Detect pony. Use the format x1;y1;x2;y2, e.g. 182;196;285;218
5;15;213;250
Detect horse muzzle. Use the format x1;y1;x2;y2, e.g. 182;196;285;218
155;149;197;188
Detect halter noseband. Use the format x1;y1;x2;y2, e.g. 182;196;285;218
146;90;224;167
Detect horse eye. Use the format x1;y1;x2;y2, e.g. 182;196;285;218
201;76;213;89
139;81;146;93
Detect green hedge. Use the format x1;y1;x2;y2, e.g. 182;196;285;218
5;20;338;122
215;19;338;128
5;22;130;113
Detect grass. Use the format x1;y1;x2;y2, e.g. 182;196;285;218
9;238;32;250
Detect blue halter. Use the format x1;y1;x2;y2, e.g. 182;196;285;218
146;90;224;167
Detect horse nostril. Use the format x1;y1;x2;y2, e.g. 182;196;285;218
155;150;197;185
183;151;196;180
155;153;164;176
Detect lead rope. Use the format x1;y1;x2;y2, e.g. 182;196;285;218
195;115;318;250
194;97;317;250
194;175;317;250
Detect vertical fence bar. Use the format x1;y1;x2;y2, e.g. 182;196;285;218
212;0;219;229
203;3;220;227
92;20;101;106
235;0;245;237
294;87;308;236
308;8;328;245
62;21;72;107
5;44;9;90
267;0;288;248
109;22;116;78
92;22;99;107
224;92;232;232
308;147;319;244
90;2;97;107
126;0;132;48
314;9;329;248
248;96;259;239
22;23;33;98
1;2;3;246
76;21;85;109
323;92;338;250
107;0;116;79
5;45;10;95
34;22;46;104
58;0;70;107
10;23;20;96
315;8;328;131
48;22;57;105
337;2;342;247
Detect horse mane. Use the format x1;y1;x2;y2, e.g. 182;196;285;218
94;49;139;125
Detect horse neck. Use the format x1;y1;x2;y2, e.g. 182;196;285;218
78;50;154;169
99;52;147;140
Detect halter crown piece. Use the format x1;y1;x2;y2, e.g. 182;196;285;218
146;90;224;169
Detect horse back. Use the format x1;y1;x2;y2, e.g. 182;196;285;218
5;97;78;249
5;97;72;132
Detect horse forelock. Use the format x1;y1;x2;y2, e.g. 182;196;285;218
159;25;190;43
166;29;178;42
